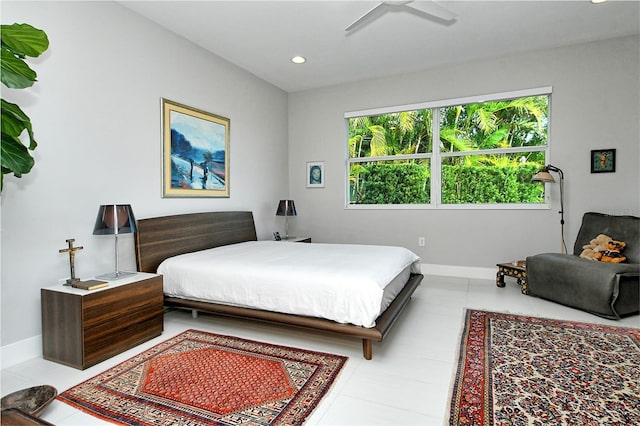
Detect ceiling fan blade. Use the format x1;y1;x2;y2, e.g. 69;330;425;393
345;2;387;32
406;1;458;21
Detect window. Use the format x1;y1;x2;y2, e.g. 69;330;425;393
346;88;550;208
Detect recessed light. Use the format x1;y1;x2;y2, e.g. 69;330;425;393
591;0;607;3
291;56;306;64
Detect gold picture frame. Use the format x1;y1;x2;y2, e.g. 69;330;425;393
162;99;230;197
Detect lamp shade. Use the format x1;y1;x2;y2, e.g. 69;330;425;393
93;204;137;235
276;200;297;216
532;170;556;183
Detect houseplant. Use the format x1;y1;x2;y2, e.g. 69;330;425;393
1;23;49;191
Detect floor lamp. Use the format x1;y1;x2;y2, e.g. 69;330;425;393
533;165;567;254
93;204;138;280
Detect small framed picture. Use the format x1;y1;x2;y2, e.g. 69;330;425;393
306;161;325;188
591;149;616;173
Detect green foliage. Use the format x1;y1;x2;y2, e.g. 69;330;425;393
1;23;49;191
352;162;543;205
348;95;549;205
441;163;544;204
439;96;548;155
355;163;429;204
1;99;35;182
349;97;547;161
348;109;433;158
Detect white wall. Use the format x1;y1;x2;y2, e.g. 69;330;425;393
288;36;639;266
1;1;289;346
1;1;638;352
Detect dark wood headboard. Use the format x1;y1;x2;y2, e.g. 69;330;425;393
135;211;257;273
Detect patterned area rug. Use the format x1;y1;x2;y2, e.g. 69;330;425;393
448;309;640;425
58;329;347;425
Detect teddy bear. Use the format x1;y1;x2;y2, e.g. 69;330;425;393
600;240;627;263
580;234;612;260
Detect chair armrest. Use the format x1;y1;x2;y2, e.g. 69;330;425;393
528;253;638;274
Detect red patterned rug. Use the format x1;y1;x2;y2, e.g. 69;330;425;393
448;310;640;425
58;329;347;425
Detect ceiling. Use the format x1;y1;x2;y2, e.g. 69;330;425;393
118;1;640;93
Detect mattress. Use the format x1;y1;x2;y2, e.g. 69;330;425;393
158;241;421;327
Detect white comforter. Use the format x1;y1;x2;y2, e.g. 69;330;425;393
158;241;421;327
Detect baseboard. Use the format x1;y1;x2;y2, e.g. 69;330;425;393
1;263;496;369
420;263;496;280
1;335;41;369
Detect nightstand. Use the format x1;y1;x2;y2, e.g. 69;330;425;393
280;236;311;243
41;272;164;369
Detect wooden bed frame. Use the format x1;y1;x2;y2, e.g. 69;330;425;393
134;211;423;359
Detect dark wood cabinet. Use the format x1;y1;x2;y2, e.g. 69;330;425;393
41;273;163;369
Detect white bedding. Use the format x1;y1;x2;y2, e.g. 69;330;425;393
158;241;421;327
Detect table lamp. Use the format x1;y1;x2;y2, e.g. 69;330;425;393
276;200;297;239
93;204;137;280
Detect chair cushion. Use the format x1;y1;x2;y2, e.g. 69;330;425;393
526;253;639;318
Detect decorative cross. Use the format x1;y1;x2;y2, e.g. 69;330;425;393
59;239;84;285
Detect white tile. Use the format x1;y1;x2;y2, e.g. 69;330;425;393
3;274;638;425
0;370;34;395
313;395;442;426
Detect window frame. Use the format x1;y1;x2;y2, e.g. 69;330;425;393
345;87;553;210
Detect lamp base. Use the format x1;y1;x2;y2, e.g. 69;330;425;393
95;271;137;281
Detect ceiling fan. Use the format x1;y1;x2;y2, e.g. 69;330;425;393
345;1;458;32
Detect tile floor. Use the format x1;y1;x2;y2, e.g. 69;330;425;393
2;274;639;425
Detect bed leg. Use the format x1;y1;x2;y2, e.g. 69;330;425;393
362;339;372;360
191;309;198;319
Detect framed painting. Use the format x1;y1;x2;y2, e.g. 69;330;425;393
590;149;615;174
306;161;325;188
162;99;230;197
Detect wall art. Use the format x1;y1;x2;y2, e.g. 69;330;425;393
162;99;230;197
590;148;615;173
307;161;325;188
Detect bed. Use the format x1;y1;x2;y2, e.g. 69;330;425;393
134;211;424;359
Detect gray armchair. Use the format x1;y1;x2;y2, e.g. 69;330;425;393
526;212;639;319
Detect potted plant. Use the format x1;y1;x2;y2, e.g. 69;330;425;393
1;23;49;191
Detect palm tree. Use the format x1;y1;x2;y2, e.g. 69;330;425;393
348;95;548;204
349;109;432;158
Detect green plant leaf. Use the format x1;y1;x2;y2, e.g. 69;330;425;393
0;23;48;192
1;132;35;178
369;125;387;157
0;48;37;88
1;99;36;149
1;23;49;57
